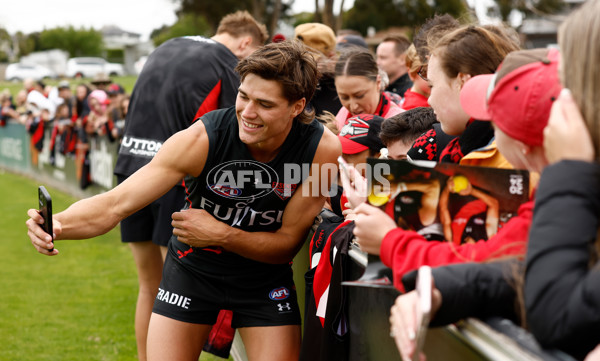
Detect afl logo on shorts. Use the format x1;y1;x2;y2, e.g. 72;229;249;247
206;160;279;200
269;287;290;300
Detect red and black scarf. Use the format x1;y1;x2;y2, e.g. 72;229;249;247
438;119;494;164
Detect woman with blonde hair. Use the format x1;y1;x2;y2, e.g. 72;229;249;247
399;44;431;111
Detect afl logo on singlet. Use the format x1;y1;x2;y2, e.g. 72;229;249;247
206;160;279;200
209;185;242;197
269;287;290;300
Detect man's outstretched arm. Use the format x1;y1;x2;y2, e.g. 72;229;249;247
27;121;210;254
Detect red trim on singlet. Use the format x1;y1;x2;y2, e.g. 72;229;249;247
66;129;77;153
184;79;222;190
183;178;192;207
181;178;222;254
191;80;222;123
384;201;395;220
451;199;487;245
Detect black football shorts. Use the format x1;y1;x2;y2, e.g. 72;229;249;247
152;251;301;328
117;175;186;246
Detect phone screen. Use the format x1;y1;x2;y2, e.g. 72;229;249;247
337;156;351;180
413;266;432;361
38;186;54;251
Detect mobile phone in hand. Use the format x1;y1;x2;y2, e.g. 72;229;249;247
338;156;351;180
413;265;432;361
38;186;54;252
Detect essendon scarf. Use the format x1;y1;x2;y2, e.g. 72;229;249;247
438;120;494;164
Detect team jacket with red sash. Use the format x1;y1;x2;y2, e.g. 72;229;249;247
114;36;240;178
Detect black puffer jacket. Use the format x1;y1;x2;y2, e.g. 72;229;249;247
525;160;600;360
402;259;522;327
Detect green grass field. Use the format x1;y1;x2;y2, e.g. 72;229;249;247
0;170;231;361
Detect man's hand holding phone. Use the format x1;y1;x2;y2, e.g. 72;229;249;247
26;186;60;255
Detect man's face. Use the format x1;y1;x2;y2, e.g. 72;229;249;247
386;140;412;160
236;73;304;149
376;41;403;80
59;88;72;100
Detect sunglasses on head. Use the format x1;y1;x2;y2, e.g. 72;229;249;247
417;65;429;82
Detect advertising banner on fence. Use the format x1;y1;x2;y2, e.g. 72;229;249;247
0;122;31;172
0;122;118;196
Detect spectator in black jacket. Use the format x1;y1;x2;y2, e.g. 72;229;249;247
524;1;600;359
376;34;413;97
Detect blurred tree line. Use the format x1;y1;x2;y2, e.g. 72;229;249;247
491;0;563;21
0;26;103;62
0;0;564;62
154;0;563;42
171;0;468;41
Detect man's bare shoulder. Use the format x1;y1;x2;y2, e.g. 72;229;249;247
154;119;210;177
314;126;342;163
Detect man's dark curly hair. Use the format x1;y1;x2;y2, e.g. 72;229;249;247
235;40;318;124
380;107;437;146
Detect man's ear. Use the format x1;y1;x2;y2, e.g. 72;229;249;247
238;36;253;52
399;53;407;66
292;98;306;118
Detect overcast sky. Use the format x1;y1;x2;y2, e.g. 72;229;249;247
1;0;496;42
0;0;356;41
1;0;179;41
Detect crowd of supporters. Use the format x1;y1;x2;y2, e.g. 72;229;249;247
1;74;129;188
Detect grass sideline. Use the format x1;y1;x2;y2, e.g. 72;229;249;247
0;170;232;361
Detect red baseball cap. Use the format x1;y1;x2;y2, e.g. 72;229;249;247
338;114;385;154
460;48;562;147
